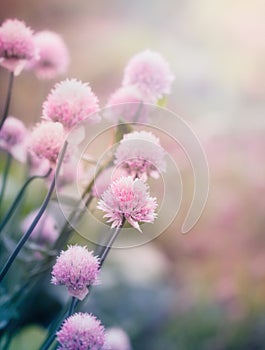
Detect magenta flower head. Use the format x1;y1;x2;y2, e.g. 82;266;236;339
97;176;157;232
114;130;166;181
122;50;174;102
27;121;65;167
0;116;27;161
22;209;59;245
28;30;70;80
0;19;37;75
42;79;100;130
51;245;100;300
57;312;106;350
105;327;132;350
105;85;148;123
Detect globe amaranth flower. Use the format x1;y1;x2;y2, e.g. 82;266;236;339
28;30;70;80
22;209;59;245
0;116;27;162
122;50;174;102
51;245;100;300
57;312;106;350
97;176;157;232
27;121;65;167
104;85;148;123
114;130;166;181
0;19;38;75
42;78;100;130
105;327;132;350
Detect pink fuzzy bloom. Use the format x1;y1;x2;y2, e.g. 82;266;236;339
42;79;100;130
22;209;59;244
122;50;174;102
0;116;27;162
57;312;106;350
51;245;100;300
0;19;37;75
28;30;70;80
114;131;166;181
105;328;132;350
97;176;157;232
105;85;148;123
27;121;65;166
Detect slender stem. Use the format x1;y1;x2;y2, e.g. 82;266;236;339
0;142;68;283
0;169;52;234
0;72;14;131
98;217;125;267
39;297;78;350
0;153;12;210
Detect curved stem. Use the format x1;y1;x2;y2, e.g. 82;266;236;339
99;217;125;267
0;153;12;210
0;72;14;131
0;169;52;234
0;142;68;283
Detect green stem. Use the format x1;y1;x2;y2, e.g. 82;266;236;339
0;72;14;131
0;142;68;283
0;169;52;234
0;153;12;210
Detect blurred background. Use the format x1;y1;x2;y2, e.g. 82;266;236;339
1;0;265;349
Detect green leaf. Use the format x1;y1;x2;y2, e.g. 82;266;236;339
9;325;46;350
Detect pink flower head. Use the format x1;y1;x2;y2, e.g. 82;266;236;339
0;116;27;161
22;209;59;244
97;176;157;232
51;245;100;300
105;85;148;123
105;327;132;350
57;312;106;350
27;121;65;166
114;131;166;181
28;30;70;80
0;19;37;75
122;50;174;102
42;79;100;130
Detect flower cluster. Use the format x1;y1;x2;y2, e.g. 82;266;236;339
51;245;100;300
97;176;157;232
57;312;106;350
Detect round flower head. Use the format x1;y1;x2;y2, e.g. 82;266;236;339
42;79;100;130
27;121;65;166
51;245;100;300
28;30;70;80
0;116;27;161
57;312;106;350
114;130;166;181
22;209;59;245
105;327;132;350
97;176;157;232
105;85;148;123
0;19;37;75
122;50;174;102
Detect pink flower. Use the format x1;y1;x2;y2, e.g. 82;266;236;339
105;328;131;350
97;176;157;232
105;85;148;123
57;312;106;350
27;121;65;166
0;116;27;162
28;30;70;80
114;131;166;181
122;50;174;102
0;19;37;75
51;245;100;300
22;209;59;245
42;79;100;130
